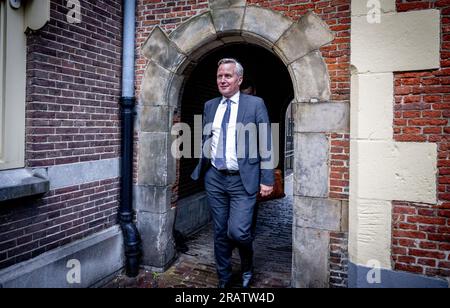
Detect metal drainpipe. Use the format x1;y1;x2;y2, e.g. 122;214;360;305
119;0;141;277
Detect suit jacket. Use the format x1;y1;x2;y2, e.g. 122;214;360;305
191;93;275;195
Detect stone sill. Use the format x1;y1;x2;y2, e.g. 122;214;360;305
0;168;49;202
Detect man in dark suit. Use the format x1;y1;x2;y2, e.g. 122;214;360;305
191;58;274;288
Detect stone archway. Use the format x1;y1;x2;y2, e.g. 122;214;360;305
136;0;349;288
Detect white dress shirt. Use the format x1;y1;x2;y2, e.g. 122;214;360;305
211;91;240;171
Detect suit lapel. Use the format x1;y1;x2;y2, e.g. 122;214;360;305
236;93;247;125
208;98;222;124
235;93;248;156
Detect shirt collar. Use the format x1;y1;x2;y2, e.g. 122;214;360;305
221;91;240;105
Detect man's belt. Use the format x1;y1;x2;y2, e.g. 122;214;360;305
213;166;240;176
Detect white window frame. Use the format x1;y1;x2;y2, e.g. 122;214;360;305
0;1;27;170
0;0;50;171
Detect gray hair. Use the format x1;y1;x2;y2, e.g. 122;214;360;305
218;58;244;77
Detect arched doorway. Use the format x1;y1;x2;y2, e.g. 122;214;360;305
176;43;295;286
177;43;294;200
136;3;348;288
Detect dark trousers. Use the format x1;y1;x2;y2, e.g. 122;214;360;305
204;167;257;283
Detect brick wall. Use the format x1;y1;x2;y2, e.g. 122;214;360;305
135;0;210;96
247;0;351;103
329;133;350;200
392;0;450;279
329;231;349;288
0;178;119;270
0;0;123;270
27;0;122;167
392;201;450;277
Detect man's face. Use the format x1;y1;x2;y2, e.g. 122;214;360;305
217;63;243;98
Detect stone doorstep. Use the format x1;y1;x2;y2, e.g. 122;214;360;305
0;168;49;202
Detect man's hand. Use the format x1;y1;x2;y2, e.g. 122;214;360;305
260;184;273;198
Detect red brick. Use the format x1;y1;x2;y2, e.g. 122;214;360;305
398;239;418;248
437;226;450;233
397;256;416;264
394;206;417;215
419;242;438;250
409;249;446;259
419;225;438;233
418;258;437;267
395;263;423;274
428;233;450;242
393;230;426;239
438;210;450;218
407;216;446;225
398;223;418;231
417;208;436;216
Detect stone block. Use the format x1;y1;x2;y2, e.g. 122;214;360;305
294;133;329;198
188;39;224;61
351;0;396;16
43;158;119;190
242;6;292;45
169;73;184;104
275;11;334;64
141;26;186;72
350;72;393;140
137;210;176;269
294;102;349;133
294;196;342;231
134;185;173;214
341;200;349;232
209;0;246;10
348;198;392;269
138;105;173;133
0;169;49;202
352;10;440;73
0;227;123;288
241;33;273;51
350;140;437;204
211;7;245;34
170;12;217;54
140;60;179;107
220;36;246;44
137;132;176;186
292;226;330;288
288;51;331;102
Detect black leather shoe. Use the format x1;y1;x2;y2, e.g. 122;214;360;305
218;281;231;288
242;271;253;288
